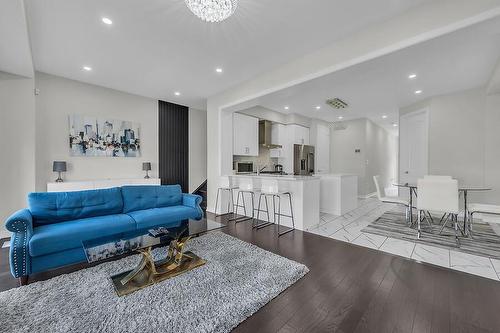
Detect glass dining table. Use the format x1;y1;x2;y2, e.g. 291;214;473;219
393;182;491;234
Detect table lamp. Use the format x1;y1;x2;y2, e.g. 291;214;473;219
53;161;67;183
142;162;151;179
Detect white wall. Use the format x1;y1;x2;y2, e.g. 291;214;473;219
400;86;500;204
330;118;397;196
34;72;158;191
331;119;367;195
0;73;35;237
365;119;398;195
189;108;207;192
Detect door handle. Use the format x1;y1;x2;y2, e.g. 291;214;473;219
404;171;409;174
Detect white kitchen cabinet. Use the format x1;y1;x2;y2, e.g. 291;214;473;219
233;113;259;156
289;124;310;145
283;124;310;173
269;123;287;158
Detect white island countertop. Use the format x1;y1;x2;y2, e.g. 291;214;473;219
223;173;320;230
228;174;320;181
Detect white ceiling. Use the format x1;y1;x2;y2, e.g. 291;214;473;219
24;0;430;109
0;0;33;77
232;17;500;134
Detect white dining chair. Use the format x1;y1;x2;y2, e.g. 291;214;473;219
468;203;500;237
417;178;460;246
373;176;411;222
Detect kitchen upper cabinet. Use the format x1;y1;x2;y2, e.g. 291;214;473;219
233;113;259;156
269;123;287;158
289;124;310;145
282;124;311;173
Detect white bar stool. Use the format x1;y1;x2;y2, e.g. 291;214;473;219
255;179;295;237
214;176;237;218
233;177;257;223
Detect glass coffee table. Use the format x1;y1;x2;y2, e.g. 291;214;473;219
82;219;224;296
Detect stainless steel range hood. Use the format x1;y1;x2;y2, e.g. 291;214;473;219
259;120;282;149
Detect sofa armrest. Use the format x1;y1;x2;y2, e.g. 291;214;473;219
5;209;33;278
182;193;203;219
5;209;33;234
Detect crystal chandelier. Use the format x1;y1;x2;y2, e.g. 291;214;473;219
185;0;238;23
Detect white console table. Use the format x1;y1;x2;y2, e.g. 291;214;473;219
47;178;161;192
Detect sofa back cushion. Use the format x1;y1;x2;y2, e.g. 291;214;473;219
121;185;183;213
28;187;124;226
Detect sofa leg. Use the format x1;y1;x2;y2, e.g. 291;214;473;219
19;276;28;286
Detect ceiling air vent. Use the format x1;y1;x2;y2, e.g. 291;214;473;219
326;98;348;109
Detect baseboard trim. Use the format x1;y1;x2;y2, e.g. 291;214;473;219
358;192;377;199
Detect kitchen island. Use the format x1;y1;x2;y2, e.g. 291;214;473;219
226;174;320;231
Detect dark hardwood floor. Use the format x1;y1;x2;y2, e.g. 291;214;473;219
1;214;500;332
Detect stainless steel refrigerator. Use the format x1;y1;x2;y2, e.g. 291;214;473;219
293;144;315;175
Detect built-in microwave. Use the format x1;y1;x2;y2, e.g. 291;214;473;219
235;162;254;173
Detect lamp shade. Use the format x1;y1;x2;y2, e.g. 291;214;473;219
142;162;152;171
53;161;67;172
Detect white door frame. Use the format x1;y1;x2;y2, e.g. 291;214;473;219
398;108;429;184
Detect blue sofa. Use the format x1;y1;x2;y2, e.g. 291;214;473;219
4;185;202;284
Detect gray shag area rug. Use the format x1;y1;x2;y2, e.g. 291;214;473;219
0;231;309;333
363;210;500;259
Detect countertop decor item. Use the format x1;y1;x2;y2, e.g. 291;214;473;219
142;162;152;179
52;161;67;182
185;0;238;23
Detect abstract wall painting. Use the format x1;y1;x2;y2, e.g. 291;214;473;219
69;115;141;157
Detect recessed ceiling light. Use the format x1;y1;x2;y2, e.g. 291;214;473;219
284;106;289;110
215;68;223;73
408;73;417;79
315;106;321;110
382;115;388;119
174;92;181;96
102;17;113;25
415;90;422;95
82;66;92;71
393;123;398;127
338;116;343;120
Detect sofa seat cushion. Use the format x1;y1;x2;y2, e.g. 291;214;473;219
121;185;183;213
127;206;200;230
29;187;123;226
29;214;135;257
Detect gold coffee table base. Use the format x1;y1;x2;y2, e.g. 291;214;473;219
111;250;206;296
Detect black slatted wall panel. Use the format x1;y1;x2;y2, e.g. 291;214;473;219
158;100;189;192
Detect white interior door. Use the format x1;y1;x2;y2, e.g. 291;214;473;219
399;109;429;186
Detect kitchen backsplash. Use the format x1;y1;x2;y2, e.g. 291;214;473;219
233;146;280;171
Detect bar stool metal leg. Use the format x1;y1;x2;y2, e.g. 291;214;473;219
287;192;295;230
278;193;294;237
231;191;250;223
255;193;273;229
255;193;262;228
214;188;221;217
228;189;240;221
227;189;233;217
